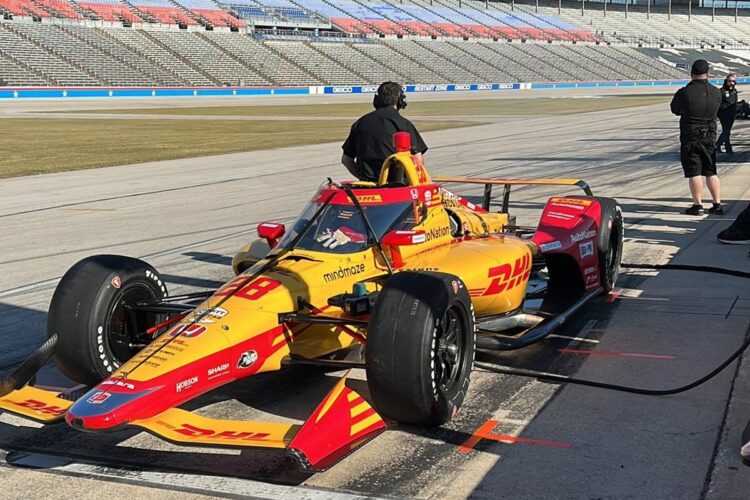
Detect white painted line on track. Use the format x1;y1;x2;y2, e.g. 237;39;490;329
5;450;376;500
547;334;600;344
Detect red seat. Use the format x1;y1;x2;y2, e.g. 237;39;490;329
137;6;196;25
330;17;372;35
0;0;51;17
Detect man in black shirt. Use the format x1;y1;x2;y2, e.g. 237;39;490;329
716;74;738;154
341;82;428;183
670;59;723;215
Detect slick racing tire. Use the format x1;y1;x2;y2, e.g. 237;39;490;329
47;255;167;386
366;272;475;426
595;197;624;293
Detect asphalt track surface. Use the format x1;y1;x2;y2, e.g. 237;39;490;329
0;89;749;499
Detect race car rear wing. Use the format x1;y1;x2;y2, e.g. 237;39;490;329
434;177;593;213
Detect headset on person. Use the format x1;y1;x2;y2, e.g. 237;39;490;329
373;82;407;110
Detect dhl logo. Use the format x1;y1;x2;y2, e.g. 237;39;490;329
481;254;532;296
173;423;271;441
550;197;593;207
11;399;67;416
356;195;382;203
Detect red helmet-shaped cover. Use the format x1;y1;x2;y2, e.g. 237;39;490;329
393;131;411;153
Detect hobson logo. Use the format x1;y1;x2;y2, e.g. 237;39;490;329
323;263;366;283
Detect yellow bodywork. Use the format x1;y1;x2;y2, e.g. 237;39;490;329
105;151;534;397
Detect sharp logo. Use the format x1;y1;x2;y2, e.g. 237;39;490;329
238;350;258;369
173;423;271;441
571;229;596;243
482;254;532;296
207;363;230;377
176;376;198;393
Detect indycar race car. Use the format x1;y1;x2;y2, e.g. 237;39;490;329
0;133;623;472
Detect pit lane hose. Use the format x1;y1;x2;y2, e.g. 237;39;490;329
0;334;57;397
476;262;750;395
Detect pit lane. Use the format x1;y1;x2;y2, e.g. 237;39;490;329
0;90;749;499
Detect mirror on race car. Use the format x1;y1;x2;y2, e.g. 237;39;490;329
382;230;426;247
257;222;286;248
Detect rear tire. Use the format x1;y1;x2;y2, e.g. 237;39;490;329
595;197;624;292
366;272;475;426
47;255;167;386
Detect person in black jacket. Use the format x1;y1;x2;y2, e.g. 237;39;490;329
716;74;738;154
341;82;427;183
670;59;724;215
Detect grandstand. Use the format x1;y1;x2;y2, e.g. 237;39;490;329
0;0;748;88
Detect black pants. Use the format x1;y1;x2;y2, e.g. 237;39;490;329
716;115;735;152
680;129;717;178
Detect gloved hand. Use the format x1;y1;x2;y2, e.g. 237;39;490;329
316;227;366;249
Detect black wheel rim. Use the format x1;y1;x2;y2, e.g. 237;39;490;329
106;283;161;365
435;305;469;395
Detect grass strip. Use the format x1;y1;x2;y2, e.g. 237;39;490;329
63;96;670;118
0;118;476;178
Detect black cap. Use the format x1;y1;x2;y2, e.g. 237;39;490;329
691;59;709;75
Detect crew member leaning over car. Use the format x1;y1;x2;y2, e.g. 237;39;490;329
341;82;428;183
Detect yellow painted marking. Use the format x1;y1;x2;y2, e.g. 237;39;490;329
351;413;382;436
346;391;359;403
350;401;370;419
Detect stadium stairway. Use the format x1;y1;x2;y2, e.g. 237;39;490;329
104;27;213;85
264;39;367;85
351;41;445;84
138;29;220;84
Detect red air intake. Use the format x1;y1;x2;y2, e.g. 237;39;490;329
393;132;411;153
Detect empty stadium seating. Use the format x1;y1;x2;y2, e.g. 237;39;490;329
128;0;196;25
173;0;244;28
0;0;743;90
76;0;141;23
0;0;50;18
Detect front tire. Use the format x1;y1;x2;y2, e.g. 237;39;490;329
47;255;167;386
366;272;475;426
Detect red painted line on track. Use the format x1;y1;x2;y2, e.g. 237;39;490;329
458;419;571;453
558;348;675;360
606;291;622;303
